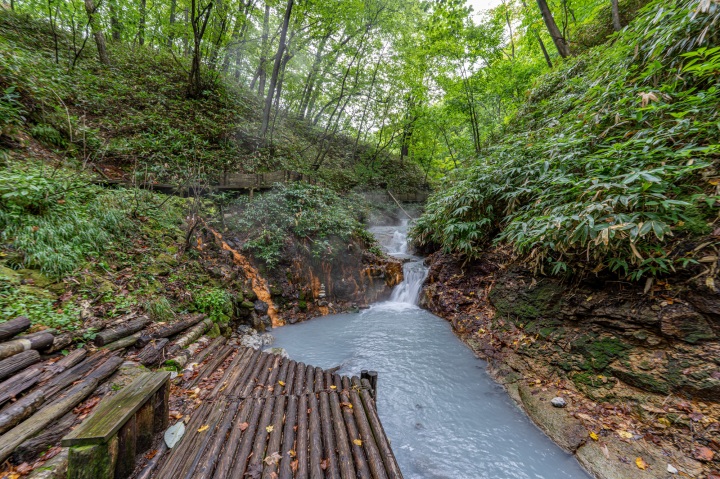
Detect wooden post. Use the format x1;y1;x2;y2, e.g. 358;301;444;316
368;371;378;399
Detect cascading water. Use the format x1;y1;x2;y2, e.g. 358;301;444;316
270;220;591;479
382;220;428;305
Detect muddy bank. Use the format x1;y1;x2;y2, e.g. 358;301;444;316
420;251;720;479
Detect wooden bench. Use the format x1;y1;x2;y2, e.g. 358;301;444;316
62;371;170;479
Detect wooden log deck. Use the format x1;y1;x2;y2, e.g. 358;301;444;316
94;169;429;203
152;346;403;479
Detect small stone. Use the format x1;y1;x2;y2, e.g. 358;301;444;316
667;464;678;474
551;397;567;408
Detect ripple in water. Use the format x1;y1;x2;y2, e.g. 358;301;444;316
270;222;591;479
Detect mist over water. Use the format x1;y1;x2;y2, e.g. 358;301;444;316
271;220;591;479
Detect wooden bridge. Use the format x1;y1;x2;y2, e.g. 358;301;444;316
151;345;402;479
95;168;429;203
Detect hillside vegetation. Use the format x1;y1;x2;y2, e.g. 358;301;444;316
414;0;720;281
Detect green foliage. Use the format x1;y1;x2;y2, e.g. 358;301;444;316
414;0;720;280
0;163;134;278
0;276;81;330
228;183;374;268
193;287;233;323
145;296;176;323
0;86;25;136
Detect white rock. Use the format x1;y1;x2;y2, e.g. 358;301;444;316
263;347;289;358
164;421;185;449
550;397;567;408
667;464;678;474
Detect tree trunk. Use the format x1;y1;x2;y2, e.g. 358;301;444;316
84;0;110;64
259;0;294;138
299;33;329;119
536;0;571;58
109;0;122;41
252;2;271;95
168;0;177;47
611;0;622;31
188;0;214;98
138;0;146;46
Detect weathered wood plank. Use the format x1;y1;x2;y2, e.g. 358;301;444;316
319;391;340;479
0;316;31;341
62;372;170;447
329;391;355;479
260;395;286;479
296;392;309;479
308;392;323;479
277;394;298;479
94;316;149;347
212;399;252;478
359;381;402;479
193;399;241;479
225;397;264;479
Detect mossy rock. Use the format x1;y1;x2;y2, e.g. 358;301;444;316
571;334;630;372
489;278;565;323
206;323;221;338
0;265;21;284
146;262;172;276
16;269;54;288
244;289;257;301
298;300;307;311
18;284;57;300
240;300;255;309
156;253;179;267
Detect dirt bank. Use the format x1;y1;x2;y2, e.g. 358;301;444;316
421;250;720;479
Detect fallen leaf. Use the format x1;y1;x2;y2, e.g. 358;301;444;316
266;425;274;433
330;385;337;389
618;430;633;439
693;446;714;462
278;381;285;386
320;458;329;470
589;432;599;441
287;449;296;457
601;444;610;459
264;452;282;465
353;439;362;446
291;460;299;473
636;457;647;470
239;422;249;431
197;425;209;433
145;449;158;459
164;421;185;449
666;464;678;474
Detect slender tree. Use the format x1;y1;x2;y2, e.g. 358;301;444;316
611;0;623;31
536;0;571;58
259;0;293;138
84;0;110;64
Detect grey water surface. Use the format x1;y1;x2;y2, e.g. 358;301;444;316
270;222;591;479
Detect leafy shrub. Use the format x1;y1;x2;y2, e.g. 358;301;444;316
193;287;233;322
228;183;375;268
145;297;176;322
413;0;720;280
0;276;81;330
0;163;131;278
0;86;25;136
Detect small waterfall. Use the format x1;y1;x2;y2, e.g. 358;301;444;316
390;260;427;305
371;219;428;306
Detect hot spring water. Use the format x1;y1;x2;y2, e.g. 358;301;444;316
270;222;591;479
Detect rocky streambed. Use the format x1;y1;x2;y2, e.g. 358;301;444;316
420;250;720;479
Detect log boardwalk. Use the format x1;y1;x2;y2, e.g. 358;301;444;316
152;346;403;479
94;170;429;203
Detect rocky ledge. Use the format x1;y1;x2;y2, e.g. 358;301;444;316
421;250;720;479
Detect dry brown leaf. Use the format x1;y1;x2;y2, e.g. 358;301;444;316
693;446;714;462
239;422;249;431
635;457;647;470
